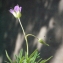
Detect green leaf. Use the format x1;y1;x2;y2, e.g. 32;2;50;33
19;49;23;59
5;50;12;63
15;49;24;63
37;58;42;63
40;56;53;63
19;56;24;63
29;49;38;59
28;49;39;63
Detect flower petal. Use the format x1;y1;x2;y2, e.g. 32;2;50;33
9;5;22;18
19;7;22;12
14;5;20;12
9;9;14;14
9;9;17;18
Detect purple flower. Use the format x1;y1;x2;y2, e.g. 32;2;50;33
9;5;22;18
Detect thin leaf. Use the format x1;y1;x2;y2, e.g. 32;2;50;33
40;56;53;63
29;49;38;59
5;50;12;63
19;56;24;63
37;58;42;63
19;49;23;58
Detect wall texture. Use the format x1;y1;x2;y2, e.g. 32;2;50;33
0;0;63;63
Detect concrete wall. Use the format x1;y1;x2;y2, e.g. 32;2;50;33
0;0;63;63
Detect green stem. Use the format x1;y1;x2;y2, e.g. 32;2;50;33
18;18;28;56
26;34;39;40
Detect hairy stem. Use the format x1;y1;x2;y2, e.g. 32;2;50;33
18;18;28;56
26;34;38;39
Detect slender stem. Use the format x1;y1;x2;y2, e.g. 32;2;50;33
18;18;28;56
26;34;39;39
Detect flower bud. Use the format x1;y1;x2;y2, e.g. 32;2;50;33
9;5;22;19
38;38;49;46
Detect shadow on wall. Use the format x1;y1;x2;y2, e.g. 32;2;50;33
0;0;62;63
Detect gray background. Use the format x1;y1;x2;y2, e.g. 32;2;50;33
0;0;63;63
